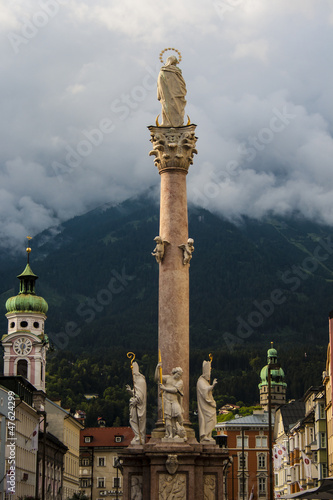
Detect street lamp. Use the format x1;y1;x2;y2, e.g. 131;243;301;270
231;454;237;500
240;427;250;500
114;457;123;500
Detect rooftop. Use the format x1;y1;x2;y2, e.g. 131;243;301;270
216;412;272;428
80;426;134;447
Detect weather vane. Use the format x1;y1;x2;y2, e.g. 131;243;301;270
159;47;182;65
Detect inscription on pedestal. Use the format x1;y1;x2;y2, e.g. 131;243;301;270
204;474;217;500
159;473;187;499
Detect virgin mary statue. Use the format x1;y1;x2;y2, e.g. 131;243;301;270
157;55;187;127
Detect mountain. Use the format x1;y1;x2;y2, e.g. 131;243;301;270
1;194;333;354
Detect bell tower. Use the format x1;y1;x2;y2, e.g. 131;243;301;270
1;238;49;392
259;343;287;411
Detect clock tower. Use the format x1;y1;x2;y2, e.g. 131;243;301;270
1;240;49;392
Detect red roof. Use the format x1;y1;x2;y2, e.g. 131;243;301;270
80;427;134;447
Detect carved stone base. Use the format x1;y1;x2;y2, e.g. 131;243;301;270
120;441;228;500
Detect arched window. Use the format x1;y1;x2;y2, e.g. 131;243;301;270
17;359;28;378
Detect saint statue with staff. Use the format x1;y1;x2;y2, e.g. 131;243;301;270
126;353;147;445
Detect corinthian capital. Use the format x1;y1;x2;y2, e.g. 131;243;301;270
148;125;198;174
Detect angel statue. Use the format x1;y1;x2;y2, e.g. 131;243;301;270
178;238;194;266
152;236;169;263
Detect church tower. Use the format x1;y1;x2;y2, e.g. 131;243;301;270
259;343;287;411
1;239;49;392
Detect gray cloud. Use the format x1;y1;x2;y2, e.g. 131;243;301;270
1;0;333;251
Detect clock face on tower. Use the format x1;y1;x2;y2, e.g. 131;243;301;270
13;337;32;355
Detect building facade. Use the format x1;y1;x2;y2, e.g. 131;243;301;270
45;399;84;499
36;431;67;500
216;411;271;500
273;388;327;498
80;427;134;499
0;385;9;500
0;376;40;499
324;311;333;476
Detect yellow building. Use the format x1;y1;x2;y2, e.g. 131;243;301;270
324;339;333;475
45;399;84;498
80;427;134;499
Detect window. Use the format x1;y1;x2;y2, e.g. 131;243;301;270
115;436;123;443
256;436;268;448
10;322;15;328
237;435;249;448
97;477;105;488
320;432;327;448
258;477;267;496
113;477;121;488
238;453;247;471
239;477;247;496
319;405;326;420
20;321;28;328
80;479;91;487
17;359;28;378
33;321;39;328
258;453;266;469
84;436;92;443
98;457;105;467
81;458;90;466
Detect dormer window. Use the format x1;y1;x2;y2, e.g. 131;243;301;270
84;436;92;443
114;436;123;443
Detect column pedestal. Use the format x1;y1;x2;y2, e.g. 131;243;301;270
121;441;228;500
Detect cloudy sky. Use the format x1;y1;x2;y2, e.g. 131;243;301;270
1;0;332;252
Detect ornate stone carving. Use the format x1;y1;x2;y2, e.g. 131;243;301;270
166;454;179;475
178;238;195;266
148;125;197;173
204;475;216;500
152;236;170;263
159;473;186;499
130;475;143;500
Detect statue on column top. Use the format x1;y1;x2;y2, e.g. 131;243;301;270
157;49;187;128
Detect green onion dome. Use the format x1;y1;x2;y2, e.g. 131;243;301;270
6;293;48;314
5;262;48;315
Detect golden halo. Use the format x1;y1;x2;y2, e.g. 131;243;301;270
159;47;182;65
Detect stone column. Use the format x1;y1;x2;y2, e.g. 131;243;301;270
148;124;197;428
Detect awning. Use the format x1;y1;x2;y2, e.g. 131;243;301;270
280;478;333;499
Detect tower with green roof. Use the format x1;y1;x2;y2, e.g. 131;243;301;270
1;238;49;392
258;342;287;411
